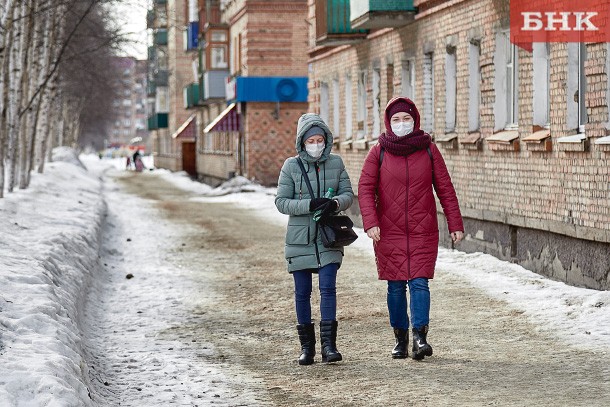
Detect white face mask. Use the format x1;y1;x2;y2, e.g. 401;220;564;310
305;143;325;159
391;122;414;137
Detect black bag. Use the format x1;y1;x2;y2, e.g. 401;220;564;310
295;157;358;248
318;214;358;248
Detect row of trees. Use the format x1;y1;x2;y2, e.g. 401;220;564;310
0;0;129;198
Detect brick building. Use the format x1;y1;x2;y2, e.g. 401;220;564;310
109;57;149;151
191;0;310;186
308;0;610;290
148;0;197;174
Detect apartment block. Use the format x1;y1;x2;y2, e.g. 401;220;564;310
109;57;149;150
191;0;309;186
308;0;610;290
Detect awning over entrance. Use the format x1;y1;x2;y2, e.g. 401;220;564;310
171;114;197;139
204;103;239;133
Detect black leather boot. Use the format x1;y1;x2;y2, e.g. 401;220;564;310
412;325;433;360
296;323;316;365
319;320;342;363
392;328;408;359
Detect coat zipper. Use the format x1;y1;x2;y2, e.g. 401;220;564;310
405;155;411;279
314;162;321;268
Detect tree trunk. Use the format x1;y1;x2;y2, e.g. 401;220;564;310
6;2;25;193
18;0;36;189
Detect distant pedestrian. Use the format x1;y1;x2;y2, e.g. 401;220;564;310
125;156;132;170
275;113;354;365
358;97;464;360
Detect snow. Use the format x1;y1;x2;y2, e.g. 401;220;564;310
0;148;608;405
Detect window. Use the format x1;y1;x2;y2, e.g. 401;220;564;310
372;67;381;137
567;43;587;132
211;46;228;69
494;31;518;130
332;78;340;137
320;82;329;124
445;46;457;133
468;41;481;132
422;52;434;132
156;87;169;113
122;99;132;106
345;74;353;139
357;71;367;139
401;59;415;100
578;43;587;133
506;38;519;128
533;43;550;129
124;119;131;126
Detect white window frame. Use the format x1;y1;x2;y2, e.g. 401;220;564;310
505;34;519;129
578;42;587;133
533;42;550;129
401;58;415;100
332;78;340;137
357;71;368;139
468;40;481;132
423;52;434;132
320;81;329;124
345;74;353;139
445;46;457;133
372;67;381;137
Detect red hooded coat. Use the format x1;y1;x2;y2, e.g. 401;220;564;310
358;97;464;281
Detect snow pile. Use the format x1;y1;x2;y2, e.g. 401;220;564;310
52;146;87;170
203;175;273;196
0;148;105;406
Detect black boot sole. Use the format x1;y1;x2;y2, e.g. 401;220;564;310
322;353;342;363
298;357;315;365
392;353;408;359
412;345;433;360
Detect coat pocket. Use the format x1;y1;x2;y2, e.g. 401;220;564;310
286;216;310;245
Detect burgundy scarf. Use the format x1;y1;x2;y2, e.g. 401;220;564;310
378;129;432;156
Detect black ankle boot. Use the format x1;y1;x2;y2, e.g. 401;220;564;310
296;323;316;365
392;328;408;359
319;320;342;363
412;325;433;360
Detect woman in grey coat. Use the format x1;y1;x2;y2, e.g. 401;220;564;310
275;113;354;365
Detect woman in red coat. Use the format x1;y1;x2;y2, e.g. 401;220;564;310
358;97;464;360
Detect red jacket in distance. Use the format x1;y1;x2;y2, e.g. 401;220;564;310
358;98;463;281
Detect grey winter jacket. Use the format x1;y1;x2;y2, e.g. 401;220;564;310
275;113;354;272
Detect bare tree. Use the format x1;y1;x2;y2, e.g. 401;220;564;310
0;0;133;197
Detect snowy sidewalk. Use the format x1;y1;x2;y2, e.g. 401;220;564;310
1;151;609;406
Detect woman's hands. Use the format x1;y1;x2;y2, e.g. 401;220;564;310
451;231;464;243
309;197;332;211
366;226;380;242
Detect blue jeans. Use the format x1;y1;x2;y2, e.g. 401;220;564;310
387;278;430;330
292;263;339;324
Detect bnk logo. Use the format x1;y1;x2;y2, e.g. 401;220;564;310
510;0;610;51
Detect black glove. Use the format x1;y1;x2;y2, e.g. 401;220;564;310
317;200;339;220
309;197;332;212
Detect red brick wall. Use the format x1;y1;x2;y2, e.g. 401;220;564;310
244;102;308;186
308;0;610;239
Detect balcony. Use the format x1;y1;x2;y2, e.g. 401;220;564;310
147;80;156;96
185;22;199;51
147;46;156;62
183;83;201;109
146;10;154;28
350;0;416;29
201;70;229;102
199;0;221;30
147;113;168;130
154;0;167;4
154;70;168;86
153;29;168;46
315;0;368;47
226;76;308;103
